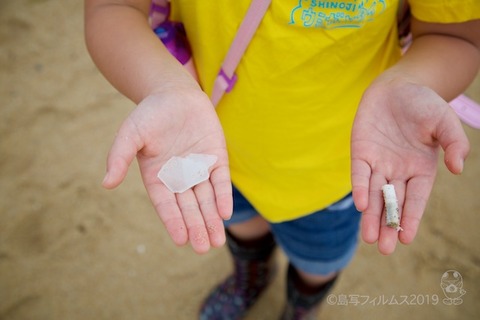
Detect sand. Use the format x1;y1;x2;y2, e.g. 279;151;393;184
1;1;479;319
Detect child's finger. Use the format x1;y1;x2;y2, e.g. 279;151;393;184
103;120;143;189
176;189;211;254
398;175;435;245
148;183;189;247
193;181;226;248
210;164;233;221
361;172;387;244
351;158;372;212
434;106;470;175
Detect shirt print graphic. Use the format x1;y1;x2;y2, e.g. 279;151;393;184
289;0;387;29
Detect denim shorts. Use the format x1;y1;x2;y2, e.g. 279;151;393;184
225;186;361;276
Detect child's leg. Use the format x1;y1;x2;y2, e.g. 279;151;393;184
281;264;339;320
271;193;362;319
200;187;277;320
228;215;271;240
200;187;361;320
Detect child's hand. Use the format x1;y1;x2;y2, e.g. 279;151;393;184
351;78;470;255
102;89;232;254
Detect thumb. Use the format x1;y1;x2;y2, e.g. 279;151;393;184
102;120;143;189
438;108;470;175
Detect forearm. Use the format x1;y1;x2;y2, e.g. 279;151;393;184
84;0;199;104
380;19;480;101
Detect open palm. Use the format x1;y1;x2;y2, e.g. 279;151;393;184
102;89;232;253
351;79;469;255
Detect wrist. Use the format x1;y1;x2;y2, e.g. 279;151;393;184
382;34;480;101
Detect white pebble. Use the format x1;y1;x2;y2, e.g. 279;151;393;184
136;244;146;254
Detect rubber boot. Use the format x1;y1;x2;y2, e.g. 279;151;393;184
280;264;338;320
199;230;277;320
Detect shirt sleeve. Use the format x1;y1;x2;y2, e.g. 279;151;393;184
409;0;480;23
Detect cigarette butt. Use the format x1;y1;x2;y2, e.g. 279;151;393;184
382;184;403;231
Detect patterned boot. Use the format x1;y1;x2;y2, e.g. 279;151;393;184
199;230;277;320
280;264;338;320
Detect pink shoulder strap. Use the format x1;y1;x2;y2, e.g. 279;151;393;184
450;94;480;129
210;0;272;106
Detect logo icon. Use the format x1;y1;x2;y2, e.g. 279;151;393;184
440;270;466;305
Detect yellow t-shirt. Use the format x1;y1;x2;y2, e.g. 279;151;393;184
171;0;480;222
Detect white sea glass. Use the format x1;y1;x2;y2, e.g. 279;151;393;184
157;153;218;193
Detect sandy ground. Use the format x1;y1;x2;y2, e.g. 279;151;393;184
1;1;479;319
